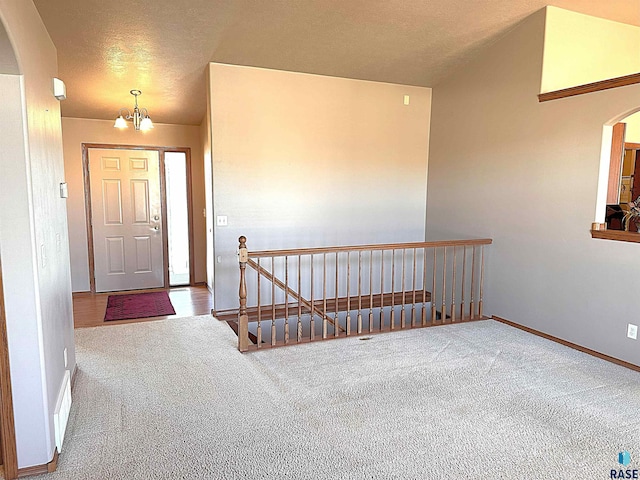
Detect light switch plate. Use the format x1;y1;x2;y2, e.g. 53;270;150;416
216;215;228;226
627;323;638;340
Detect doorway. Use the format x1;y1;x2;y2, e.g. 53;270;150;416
83;144;194;292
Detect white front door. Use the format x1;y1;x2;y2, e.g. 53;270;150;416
89;148;164;292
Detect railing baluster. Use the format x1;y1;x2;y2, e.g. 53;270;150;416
238;236;249;352
284;256;290;344
346;252;351;336
335;252;339;337
323;253;327;339
441;247;447;323
479;245;485;318
461;246;467;320
257;257;262;347
471;246;477;319
310;254;315;341
411;247;417;327
297;254;302;342
357;251;363;334
451;246;457;323
390;250;396;330
400;249;406;328
369;250;374;332
271;257;276;346
422;247;427;326
379;250;385;330
431;248;437;323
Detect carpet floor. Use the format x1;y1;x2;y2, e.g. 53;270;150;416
35;316;640;479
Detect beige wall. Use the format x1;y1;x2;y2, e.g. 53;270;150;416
623;110;640;144
427;7;640;366
62;117;206;291
541;7;640;93
0;0;75;468
208;63;431;310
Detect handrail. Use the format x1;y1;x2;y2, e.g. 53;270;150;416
249;238;492;258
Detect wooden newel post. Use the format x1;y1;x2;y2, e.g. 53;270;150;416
238;236;249;352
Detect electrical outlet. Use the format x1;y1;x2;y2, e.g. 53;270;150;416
627;323;638;340
216;215;228;226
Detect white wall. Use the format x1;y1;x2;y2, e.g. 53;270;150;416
427;7;640;366
208;63;431;311
0;0;75;468
61;118;206;291
541;7;640;93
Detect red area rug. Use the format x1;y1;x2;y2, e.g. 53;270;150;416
104;291;176;321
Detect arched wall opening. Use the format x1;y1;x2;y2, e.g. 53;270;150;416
596;107;640;226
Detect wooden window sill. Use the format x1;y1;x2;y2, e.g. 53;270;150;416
590;229;640;244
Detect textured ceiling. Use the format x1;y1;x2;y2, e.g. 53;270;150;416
33;0;640;126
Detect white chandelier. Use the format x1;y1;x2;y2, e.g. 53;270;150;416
114;89;153;131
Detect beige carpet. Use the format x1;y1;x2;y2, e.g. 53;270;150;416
33;316;640;479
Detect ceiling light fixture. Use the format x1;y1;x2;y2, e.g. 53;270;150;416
114;89;153;131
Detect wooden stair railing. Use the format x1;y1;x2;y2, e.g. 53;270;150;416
235;236;492;352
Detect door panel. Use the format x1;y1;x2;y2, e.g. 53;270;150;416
89;148;164;292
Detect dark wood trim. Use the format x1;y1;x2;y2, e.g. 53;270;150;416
80;143;190;152
0;257;18;480
590;229;640;244
538;72;640;102
17;448;58;477
493;316;640;372
81;144;96;293
82;144;194;293
213;290;432;322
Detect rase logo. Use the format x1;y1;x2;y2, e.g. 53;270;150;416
611;451;639;479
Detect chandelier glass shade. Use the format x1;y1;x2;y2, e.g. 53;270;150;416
114;89;153;131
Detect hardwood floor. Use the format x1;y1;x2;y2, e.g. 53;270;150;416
73;285;214;328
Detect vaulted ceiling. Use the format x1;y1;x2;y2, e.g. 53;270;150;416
33;0;640;126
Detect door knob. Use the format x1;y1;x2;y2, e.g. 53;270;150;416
153;226;159;231
154;215;160;221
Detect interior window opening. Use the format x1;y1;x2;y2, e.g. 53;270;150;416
597;109;640;234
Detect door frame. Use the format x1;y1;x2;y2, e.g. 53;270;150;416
82;144;195;293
